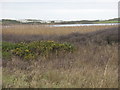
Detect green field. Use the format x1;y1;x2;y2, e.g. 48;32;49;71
96;21;120;23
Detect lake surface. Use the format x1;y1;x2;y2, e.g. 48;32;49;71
50;23;119;27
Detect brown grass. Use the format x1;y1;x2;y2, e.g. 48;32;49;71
2;25;117;35
2;25;118;88
2;25;118;43
3;43;118;88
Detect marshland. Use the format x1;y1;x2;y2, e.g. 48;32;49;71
1;0;119;88
2;24;118;88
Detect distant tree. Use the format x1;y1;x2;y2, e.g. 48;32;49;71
51;21;55;23
2;19;21;25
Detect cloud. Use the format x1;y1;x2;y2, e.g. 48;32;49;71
0;0;118;20
52;9;117;13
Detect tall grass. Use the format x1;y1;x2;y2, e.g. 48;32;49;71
2;25;117;35
2;25;118;88
2;25;117;42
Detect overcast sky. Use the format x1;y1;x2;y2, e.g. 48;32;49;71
0;0;119;20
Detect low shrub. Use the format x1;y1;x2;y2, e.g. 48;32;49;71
2;41;75;60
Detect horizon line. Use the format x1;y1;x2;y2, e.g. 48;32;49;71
0;17;119;21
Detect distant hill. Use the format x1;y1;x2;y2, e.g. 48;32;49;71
107;18;119;21
1;18;119;25
96;18;120;23
2;19;21;25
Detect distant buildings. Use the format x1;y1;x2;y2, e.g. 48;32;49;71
18;19;63;24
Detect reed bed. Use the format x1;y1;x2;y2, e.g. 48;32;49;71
2;25;117;36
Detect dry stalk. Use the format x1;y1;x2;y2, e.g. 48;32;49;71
100;58;110;88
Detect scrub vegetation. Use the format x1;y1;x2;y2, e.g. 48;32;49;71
2;25;118;88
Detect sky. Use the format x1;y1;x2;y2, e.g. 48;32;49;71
0;0;119;21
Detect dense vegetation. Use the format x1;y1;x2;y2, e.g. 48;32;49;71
2;41;75;60
2;25;118;88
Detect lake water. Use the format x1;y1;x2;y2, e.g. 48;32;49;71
50;23;119;27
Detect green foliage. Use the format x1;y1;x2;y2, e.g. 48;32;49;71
2;51;12;60
2;41;75;60
2;19;21;25
2;42;18;51
2;42;17;60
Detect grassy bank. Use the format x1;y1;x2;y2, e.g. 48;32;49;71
96;21;119;23
2;25;118;88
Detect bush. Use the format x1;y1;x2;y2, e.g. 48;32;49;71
2;41;75;60
2;51;12;60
